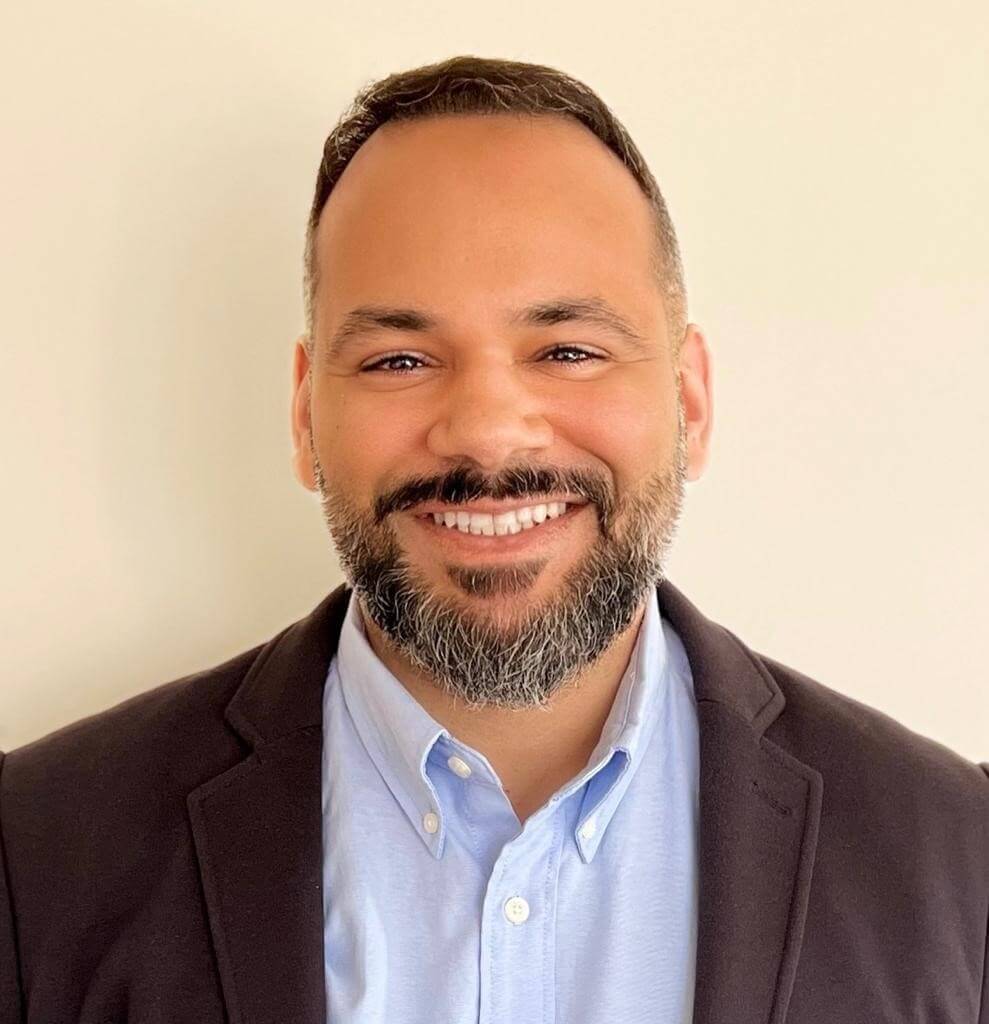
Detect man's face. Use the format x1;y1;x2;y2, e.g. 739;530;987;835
291;113;712;709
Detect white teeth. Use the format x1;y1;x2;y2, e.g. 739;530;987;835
428;501;573;536
493;512;522;536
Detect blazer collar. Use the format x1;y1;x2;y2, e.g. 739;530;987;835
188;578;822;1024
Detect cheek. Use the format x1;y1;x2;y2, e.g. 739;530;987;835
313;385;425;489
558;377;673;473
344;413;410;462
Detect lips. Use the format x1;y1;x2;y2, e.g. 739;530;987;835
410;495;589;517
410;501;588;554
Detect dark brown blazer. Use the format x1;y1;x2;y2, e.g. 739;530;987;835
1;579;986;1023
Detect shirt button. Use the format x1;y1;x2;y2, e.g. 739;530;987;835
503;896;530;925
579;817;597;840
422;811;440;834
447;755;472;778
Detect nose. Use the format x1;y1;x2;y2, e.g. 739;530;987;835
425;361;554;470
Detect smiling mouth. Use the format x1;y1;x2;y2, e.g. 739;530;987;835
410;500;589;551
414;499;581;536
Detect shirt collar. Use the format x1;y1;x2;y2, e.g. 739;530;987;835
332;587;674;863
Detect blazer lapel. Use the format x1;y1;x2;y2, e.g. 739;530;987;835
187;578;822;1024
657;582;823;1024
187;585;351;1024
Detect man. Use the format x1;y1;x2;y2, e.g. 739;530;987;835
0;54;986;1024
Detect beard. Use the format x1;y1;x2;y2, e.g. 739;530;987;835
311;396;689;711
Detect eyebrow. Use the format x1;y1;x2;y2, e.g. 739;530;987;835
325;296;650;360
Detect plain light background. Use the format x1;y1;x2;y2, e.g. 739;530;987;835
2;1;986;761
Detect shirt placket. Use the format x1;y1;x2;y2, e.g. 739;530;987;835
478;805;564;1024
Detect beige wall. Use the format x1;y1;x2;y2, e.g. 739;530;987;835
2;2;986;761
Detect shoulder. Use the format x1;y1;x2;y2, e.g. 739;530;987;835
0;634;298;990
751;646;988;1008
756;648;988;822
0;638;274;833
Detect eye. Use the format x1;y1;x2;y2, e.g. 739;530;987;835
360;345;603;375
360;353;426;375
541;345;602;366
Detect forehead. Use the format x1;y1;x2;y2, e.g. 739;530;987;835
313;113;661;330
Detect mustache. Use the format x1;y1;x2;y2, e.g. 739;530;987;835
377;464;611;520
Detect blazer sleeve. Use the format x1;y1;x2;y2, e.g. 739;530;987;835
0;752;24;1023
980;762;989;1024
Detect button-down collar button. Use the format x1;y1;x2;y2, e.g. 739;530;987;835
423;811;440;834
579;817;597;840
503;895;530;925
447;755;472;778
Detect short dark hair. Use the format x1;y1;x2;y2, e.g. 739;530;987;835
303;55;687;358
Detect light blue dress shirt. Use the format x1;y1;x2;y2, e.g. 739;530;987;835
321;586;700;1023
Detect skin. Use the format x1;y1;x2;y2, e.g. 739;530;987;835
290;112;714;823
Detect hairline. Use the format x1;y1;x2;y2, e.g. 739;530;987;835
303;87;687;361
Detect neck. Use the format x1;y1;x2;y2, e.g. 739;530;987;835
358;596;648;824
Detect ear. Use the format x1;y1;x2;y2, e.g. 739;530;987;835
677;324;714;482
290;334;317;491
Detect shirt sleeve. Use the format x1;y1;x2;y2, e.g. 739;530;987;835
0;752;24;1023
